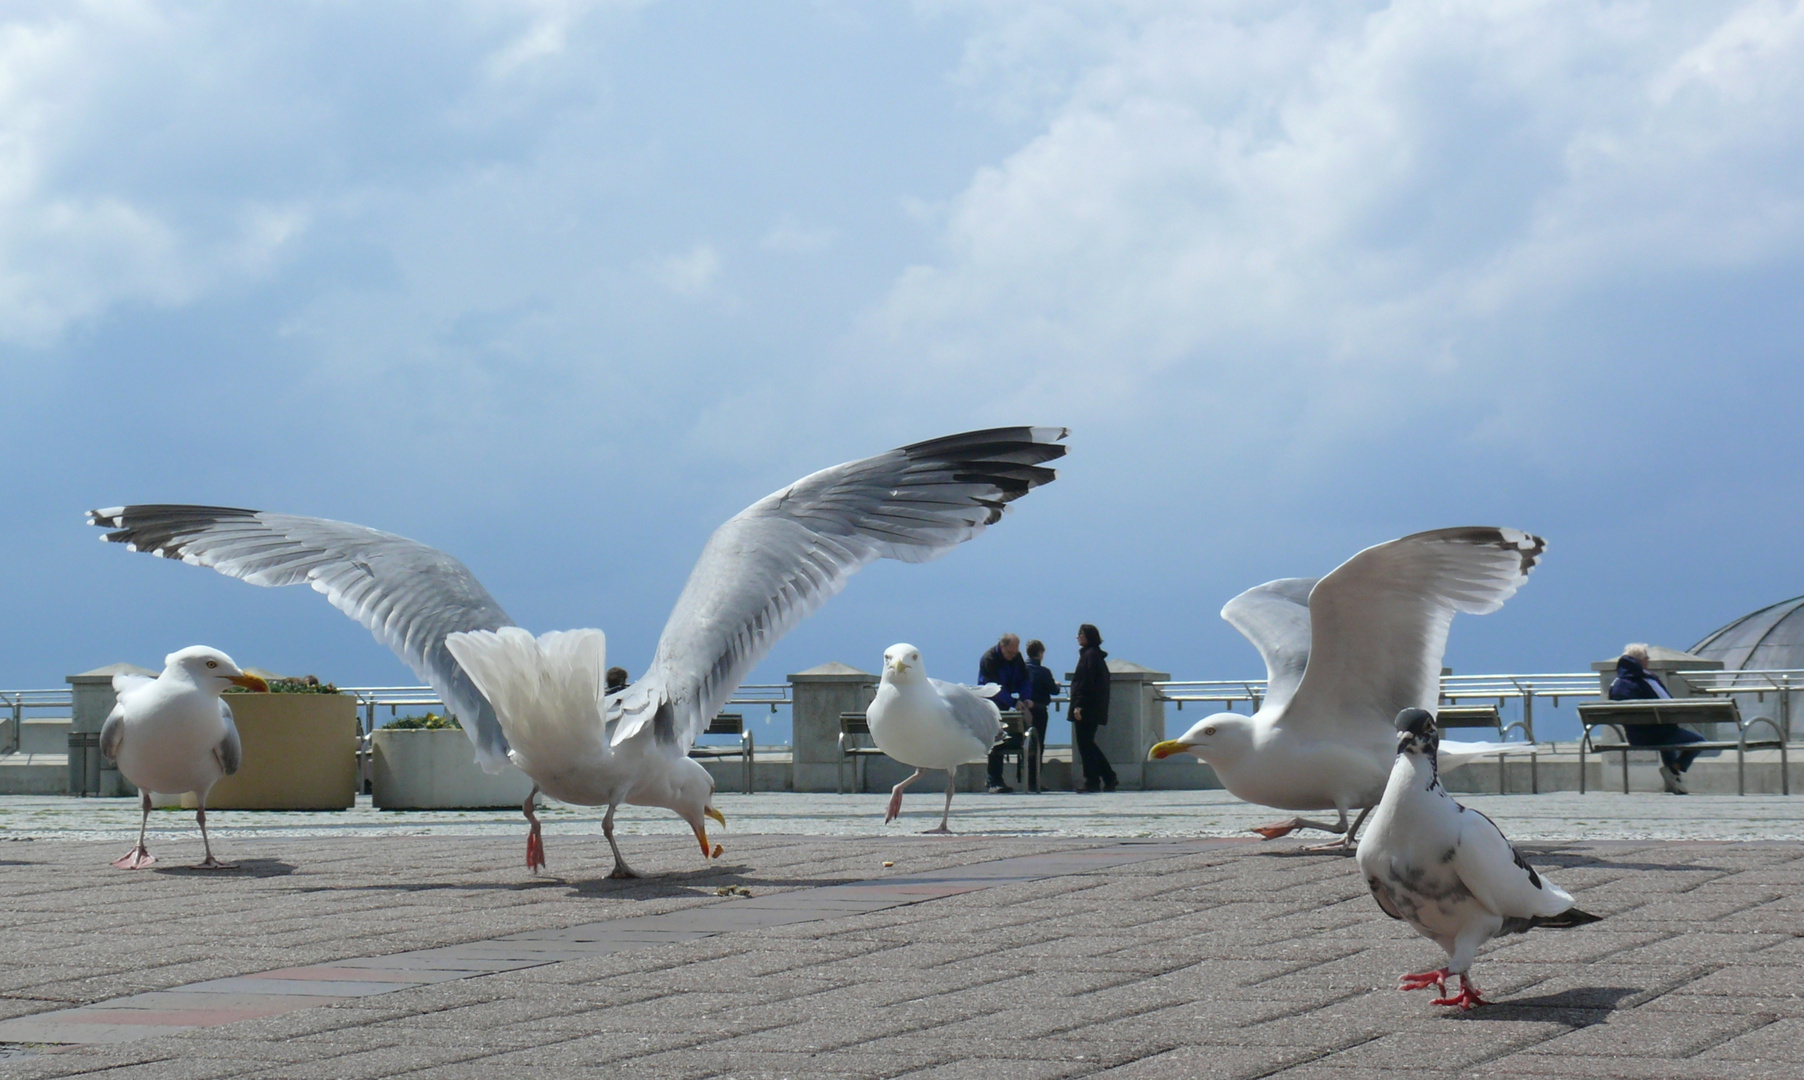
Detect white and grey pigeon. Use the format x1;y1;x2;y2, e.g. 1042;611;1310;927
1149;527;1545;848
101;646;267;869
867;643;1003;834
90;427;1065;877
1358;707;1600;1009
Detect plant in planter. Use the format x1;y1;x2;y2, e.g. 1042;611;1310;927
372;712;532;810
196;673;359;810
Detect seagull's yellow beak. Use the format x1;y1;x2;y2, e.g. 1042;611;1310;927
695;807;726;859
706;806;726;827
890;660;908;674
227;674;270;692
1148;739;1191;761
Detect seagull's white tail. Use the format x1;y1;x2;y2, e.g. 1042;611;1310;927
1438;739;1540;771
445;628;610;771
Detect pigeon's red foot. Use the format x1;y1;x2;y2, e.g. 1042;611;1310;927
112;847;156;870
526;824;546;873
1432;976;1486;1010
1398;967;1450;995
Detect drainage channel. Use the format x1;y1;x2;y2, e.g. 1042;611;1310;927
0;839;1230;1046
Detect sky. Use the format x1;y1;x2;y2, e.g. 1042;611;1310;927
3;0;1803;743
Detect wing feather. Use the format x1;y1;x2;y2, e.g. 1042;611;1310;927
89;505;518;771
625;427;1065;748
1220;578;1316;713
1279;527;1545;742
1453;808;1575;920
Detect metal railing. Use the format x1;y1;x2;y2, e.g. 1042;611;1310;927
1;689;74;754
1673;668;1803;742
338;684;797;737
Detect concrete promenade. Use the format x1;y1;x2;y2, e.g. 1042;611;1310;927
2;795;1802;1078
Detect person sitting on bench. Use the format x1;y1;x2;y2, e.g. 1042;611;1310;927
1609;643;1707;795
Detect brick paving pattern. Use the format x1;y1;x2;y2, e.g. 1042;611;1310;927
2;831;1801;1078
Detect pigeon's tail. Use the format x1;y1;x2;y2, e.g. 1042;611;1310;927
1504;908;1603;935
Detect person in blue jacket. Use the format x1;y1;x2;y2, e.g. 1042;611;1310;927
1609;643;1707;795
979;634;1034;793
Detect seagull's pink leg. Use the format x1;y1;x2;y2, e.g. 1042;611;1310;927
1398;967;1451;996
192;801;237;870
112;791;156;869
523;786;545;873
921;770;956;835
886;769;925;824
1432;973;1486;1010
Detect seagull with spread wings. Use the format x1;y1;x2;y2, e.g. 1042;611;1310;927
91;427;1067;877
1149;527;1545;848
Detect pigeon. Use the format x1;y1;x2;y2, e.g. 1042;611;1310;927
100;646;268;869
1357;707;1601;1009
1149;527;1544;847
91;427;1064;876
867;643;1003;834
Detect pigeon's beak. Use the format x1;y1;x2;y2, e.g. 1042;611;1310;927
226;674;270;692
1148;739;1191;761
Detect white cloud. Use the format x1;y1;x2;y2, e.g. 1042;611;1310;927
647;243;722;296
870;1;1804;436
760;215;837;254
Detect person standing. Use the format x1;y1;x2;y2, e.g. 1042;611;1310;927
979;634;1034;793
1069;623;1116;792
1022;639;1059;793
1609;643;1707;795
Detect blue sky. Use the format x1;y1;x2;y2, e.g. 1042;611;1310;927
4;1;1803;742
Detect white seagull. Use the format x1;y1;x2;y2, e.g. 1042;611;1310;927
100;646;268;869
868;643;1002;834
1358;708;1600;1009
91;427;1065;877
1149;527;1545;847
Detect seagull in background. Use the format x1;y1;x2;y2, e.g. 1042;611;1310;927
91;427;1065;877
101;646;267;869
1149;527;1545;848
868;643;1002;834
1359;708;1600;1009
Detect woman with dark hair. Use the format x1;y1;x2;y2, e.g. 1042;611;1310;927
1068;623;1116;792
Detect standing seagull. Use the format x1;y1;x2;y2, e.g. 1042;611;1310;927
868;643;1002;834
1358;708;1600;1009
101;646;267;869
1148;527;1545;847
91;427;1065;877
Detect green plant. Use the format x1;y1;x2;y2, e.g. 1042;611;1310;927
385;712;462;730
225;675;340;694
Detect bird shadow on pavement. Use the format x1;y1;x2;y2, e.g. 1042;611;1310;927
1453;986;1640;1026
154;858;296;878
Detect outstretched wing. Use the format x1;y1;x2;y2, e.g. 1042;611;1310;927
1279;527;1545;743
623;427;1066;749
88;505;518;771
1220;578;1316;714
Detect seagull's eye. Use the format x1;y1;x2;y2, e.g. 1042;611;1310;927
205;660;218;669
1203;726;1216;736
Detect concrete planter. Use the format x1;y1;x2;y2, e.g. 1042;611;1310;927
186;694;359;810
371;728;534;810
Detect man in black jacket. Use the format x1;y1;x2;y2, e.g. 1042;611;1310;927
1069;623;1116;792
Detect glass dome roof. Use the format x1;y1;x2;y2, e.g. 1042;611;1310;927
1690;596;1804;671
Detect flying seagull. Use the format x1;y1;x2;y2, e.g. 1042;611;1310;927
101;646;267;869
1149;527;1545;848
1358;708;1600;1009
867;643;1002;834
91;427;1066;877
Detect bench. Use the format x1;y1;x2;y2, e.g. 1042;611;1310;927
838;712;886;794
1437;703;1539;793
1575;698;1788;795
687;713;754;794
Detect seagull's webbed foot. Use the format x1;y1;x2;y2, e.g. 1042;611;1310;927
1301;834;1358;854
608;862;642;880
1398;967;1451;996
886;769;925;825
1431;973;1486;1010
920;825;952;835
193;856;238;871
111;846;156;870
